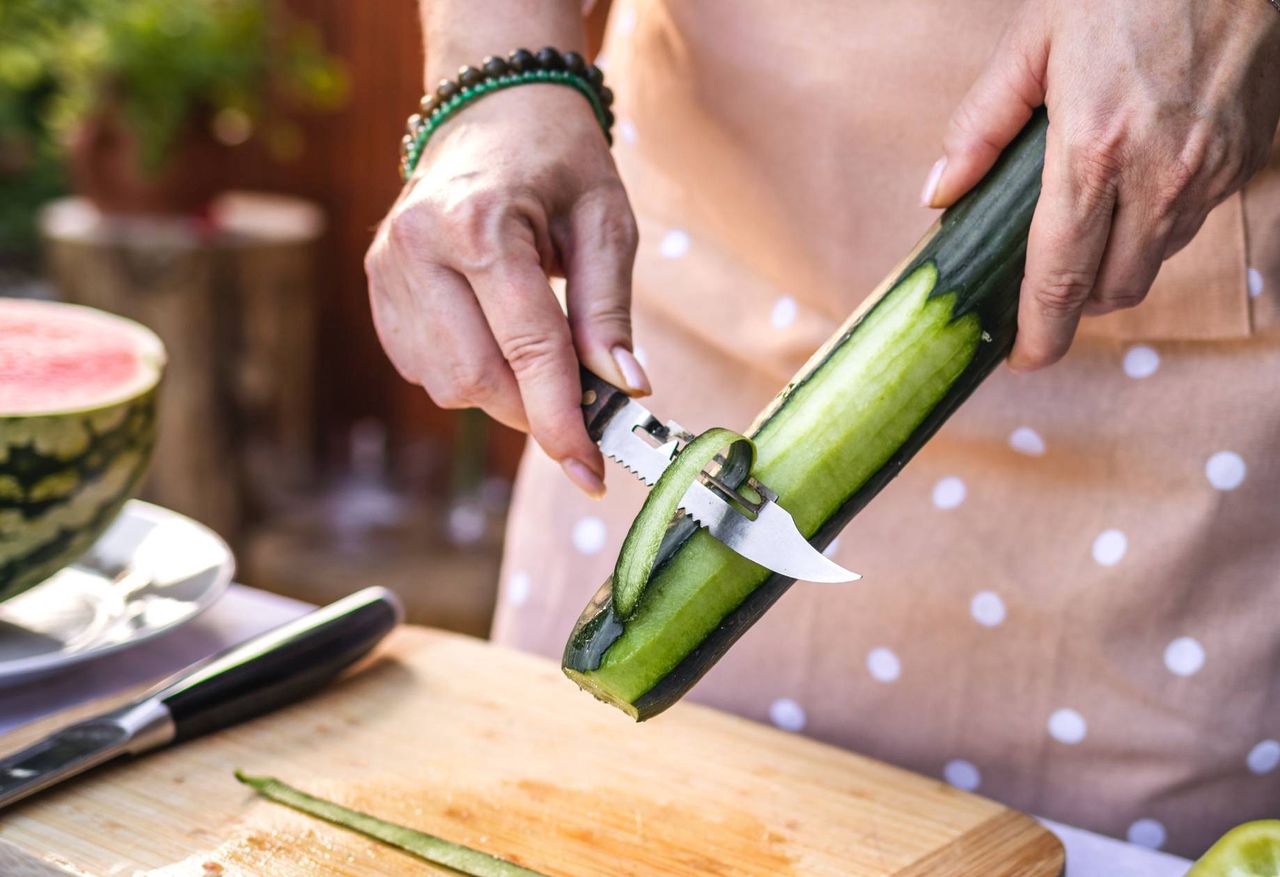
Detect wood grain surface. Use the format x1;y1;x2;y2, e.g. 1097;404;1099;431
0;627;1064;876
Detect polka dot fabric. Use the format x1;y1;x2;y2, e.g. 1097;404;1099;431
491;0;1280;860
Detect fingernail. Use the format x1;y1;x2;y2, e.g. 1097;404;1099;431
612;346;652;396
562;458;606;499
920;157;947;207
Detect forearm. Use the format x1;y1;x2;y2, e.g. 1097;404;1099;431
419;0;586;87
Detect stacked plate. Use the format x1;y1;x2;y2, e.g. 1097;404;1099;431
0;500;233;688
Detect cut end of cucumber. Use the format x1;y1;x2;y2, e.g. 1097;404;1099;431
561;666;643;720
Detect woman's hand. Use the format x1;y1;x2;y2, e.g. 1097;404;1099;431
924;0;1280;370
366;86;646;498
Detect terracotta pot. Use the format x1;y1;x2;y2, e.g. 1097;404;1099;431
66;107;233;217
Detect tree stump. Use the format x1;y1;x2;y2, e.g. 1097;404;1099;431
39;194;325;544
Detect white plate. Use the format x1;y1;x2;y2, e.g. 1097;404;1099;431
0;500;233;688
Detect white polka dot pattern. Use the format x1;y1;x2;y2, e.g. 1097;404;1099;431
1048;708;1087;744
659;229;690;259
1248;740;1280;775
932;476;966;509
867;647;901;683
971;591;1006;627
1123;345;1160;379
1205;451;1246;491
1009;426;1046;456
572;517;607;555
770;296;797;329
943;759;981;791
769;697;806;732
1127;819;1167;850
1092;529;1127;567
1248;267;1265;299
506;571;531;607
1163;637;1205;677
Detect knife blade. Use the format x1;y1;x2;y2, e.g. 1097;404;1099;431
580;369;860;583
0;586;402;810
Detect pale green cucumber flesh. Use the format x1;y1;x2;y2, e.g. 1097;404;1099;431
612;427;753;618
573;264;978;705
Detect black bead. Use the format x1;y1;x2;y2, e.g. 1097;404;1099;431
584;64;604;87
420;94;438;116
597;85;614;108
562;50;587;75
508;48;536;72
458;65;483;88
536;47;564;70
482;55;509;78
602;108;615;129
436;79;459;101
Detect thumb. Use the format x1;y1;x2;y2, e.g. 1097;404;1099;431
923;10;1049;209
562;185;651;395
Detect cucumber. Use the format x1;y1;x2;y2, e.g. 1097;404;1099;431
563;110;1048;719
235;772;548;877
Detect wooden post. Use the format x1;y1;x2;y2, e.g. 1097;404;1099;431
39;194;324;545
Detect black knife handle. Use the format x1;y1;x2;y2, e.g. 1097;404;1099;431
155;587;402;743
580;366;632;441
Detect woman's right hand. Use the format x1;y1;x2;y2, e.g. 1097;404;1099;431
365;84;648;498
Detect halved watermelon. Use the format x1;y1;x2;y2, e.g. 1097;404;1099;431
0;298;165;601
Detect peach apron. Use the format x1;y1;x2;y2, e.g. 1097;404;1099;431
493;0;1280;856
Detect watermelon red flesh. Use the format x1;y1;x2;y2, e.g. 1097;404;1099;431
0;299;164;416
1;299;165;601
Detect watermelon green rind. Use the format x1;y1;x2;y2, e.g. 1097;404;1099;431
1;301;165;602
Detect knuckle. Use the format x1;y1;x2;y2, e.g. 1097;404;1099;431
944;100;999;156
501;330;566;378
1065;128;1125;203
363;237;385;277
385;206;428;249
1035;269;1094;316
577;181;640;253
440;187;536;272
448;360;499;405
425;385;465;410
575;300;632;338
602;201;640;255
1097;287;1147;311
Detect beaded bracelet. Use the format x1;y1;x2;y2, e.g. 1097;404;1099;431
399;47;615;181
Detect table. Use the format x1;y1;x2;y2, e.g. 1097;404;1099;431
1;584;1193;876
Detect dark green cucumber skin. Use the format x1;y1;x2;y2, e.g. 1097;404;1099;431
564;110;1048;719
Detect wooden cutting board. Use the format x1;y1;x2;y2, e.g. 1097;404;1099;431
0;626;1063;876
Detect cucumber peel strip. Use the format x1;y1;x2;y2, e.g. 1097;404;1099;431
234;771;547;877
612;427;754;618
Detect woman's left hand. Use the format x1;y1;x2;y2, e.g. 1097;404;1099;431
923;0;1280;370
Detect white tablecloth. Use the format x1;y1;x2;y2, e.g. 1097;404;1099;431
1;584;1193;876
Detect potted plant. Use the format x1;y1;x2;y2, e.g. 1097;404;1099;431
5;0;346;217
0;1;73;270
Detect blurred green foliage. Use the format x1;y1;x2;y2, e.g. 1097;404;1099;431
0;0;347;263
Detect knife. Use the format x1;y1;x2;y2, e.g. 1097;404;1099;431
580;369;860;583
0;586;402;811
